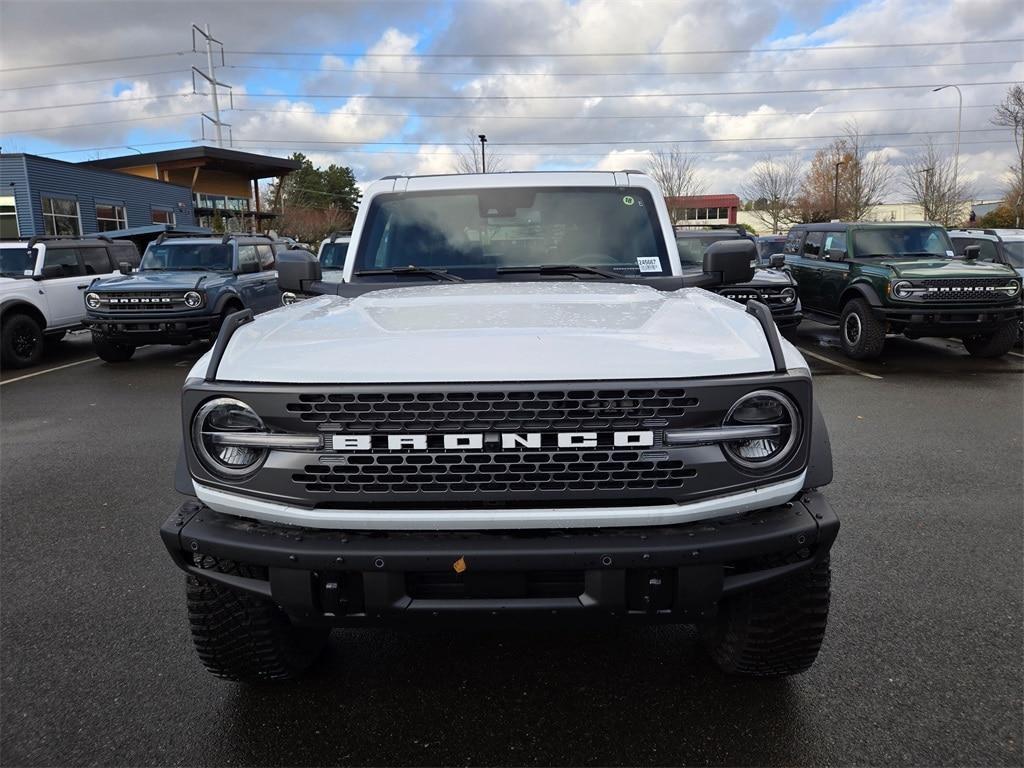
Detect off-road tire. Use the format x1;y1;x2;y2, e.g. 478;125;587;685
962;321;1018;358
92;333;136;363
701;557;831;677
839;299;885;360
1;312;44;369
186;564;330;683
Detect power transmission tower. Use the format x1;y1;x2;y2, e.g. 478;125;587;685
191;24;233;147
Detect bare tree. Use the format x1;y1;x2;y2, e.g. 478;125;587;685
902;138;975;226
740;155;803;233
991;83;1024;226
646;147;706;221
840;122;892;220
453;131;505;174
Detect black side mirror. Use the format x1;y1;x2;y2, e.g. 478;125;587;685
277;248;322;293
38;265;63;280
703;240;756;285
963;245;981;261
769;254;786;268
118;261;133;275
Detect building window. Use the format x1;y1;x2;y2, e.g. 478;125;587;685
194;193;250;212
152;207;176;225
95;202;127;232
0;197;18;239
42;196;81;236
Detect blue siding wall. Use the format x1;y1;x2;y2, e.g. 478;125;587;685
1;154;195;236
0;155;33;237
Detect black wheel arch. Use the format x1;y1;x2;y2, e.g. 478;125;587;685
839;282;883;308
805;400;833;489
1;299;47;331
213;291;245;314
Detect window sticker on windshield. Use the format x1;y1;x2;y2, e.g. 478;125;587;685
946;250;954;257
622;195;635;206
637;256;661;273
824;236;833;251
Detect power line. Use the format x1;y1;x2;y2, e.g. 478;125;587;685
0;68;188;92
0;93;185;114
225;58;1022;79
3;111;208;134
0;51;192;73
229;80;1018;101
231;103;999;122
227;37;1024;59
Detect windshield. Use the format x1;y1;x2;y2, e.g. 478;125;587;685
0;246;36;277
851;226;953;259
141;243;232;271
758;239;786;257
675;235;741;267
354;187;669;278
320;241;349;270
1001;240;1024;269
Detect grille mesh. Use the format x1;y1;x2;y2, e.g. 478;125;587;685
917;278;1014;302
293;450;697;495
286;388;699;432
98;291;187;311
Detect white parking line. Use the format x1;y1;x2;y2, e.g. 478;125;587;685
797;347;884;380
1008;350;1024;359
0;356;100;386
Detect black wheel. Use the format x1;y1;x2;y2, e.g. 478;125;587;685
92;333;136;363
1;312;44;369
187;562;329;683
839;299;885;360
701;557;831;677
963;322;1018;358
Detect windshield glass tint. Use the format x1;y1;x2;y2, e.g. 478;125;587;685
675;235;739;267
141;243;232;271
759;239;786;256
0;246;36;276
354;187;669;277
320;241;349;269
1001;241;1023;268
851;226;952;258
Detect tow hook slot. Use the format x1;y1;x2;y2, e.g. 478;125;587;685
626;568;676;612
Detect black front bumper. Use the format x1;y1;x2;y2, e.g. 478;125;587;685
84;312;220;344
160;492;838;626
875;303;1021;335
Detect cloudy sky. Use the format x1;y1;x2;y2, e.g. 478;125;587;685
1;0;1021;200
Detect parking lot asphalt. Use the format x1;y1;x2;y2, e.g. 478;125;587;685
1;331;1022;767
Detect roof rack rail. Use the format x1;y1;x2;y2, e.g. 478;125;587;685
154;231;207;245
26;234;111;248
205;308;254;382
745;300;786;374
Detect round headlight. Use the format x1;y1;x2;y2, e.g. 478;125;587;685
191;398;267;479
281;291;298;306
721;390;800;471
891;280;914;299
85;292;101;310
1004;280;1021;297
779;286;796;305
184;290;204;309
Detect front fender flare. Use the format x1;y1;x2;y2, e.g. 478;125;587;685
839;281;883;307
805;401;833;489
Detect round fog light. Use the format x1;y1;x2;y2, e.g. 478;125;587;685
184;291;203;308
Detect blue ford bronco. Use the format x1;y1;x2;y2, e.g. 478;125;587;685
84;232;300;362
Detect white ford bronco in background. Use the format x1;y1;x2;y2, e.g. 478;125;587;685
161;171;838;682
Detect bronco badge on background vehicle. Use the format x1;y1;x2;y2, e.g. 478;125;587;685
783;222;1021;359
161;171;838;683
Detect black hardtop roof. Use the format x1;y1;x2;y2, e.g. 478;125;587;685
790;221;942;231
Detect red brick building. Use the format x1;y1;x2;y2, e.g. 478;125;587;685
664;194;740;225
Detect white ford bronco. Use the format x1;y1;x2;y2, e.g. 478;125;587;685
161;171;837;682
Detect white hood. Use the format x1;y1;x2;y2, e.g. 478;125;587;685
192;282;806;384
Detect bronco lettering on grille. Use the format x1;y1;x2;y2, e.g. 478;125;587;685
329;431;655;451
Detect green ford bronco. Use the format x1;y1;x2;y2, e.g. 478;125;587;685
783;222;1021;359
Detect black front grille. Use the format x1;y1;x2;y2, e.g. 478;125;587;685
98;291;187;311
917;278;1014;302
293;449;697;495
286;388;699;432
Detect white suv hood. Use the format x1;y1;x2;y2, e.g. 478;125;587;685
195;282;805;383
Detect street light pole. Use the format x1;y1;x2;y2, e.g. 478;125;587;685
478;134;487;173
932;84;962;219
833;160;846;220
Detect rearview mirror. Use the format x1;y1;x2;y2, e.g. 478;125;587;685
963;245;981;260
118;261;133;275
769;254;785;268
277;248;322;293
702;240;756;285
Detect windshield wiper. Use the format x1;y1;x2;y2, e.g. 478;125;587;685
496;264;621;279
354;265;464;282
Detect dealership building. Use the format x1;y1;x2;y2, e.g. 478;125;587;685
0;146;299;239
